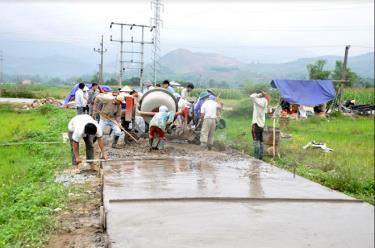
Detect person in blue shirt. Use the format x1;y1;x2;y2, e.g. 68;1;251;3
194;89;216;123
149;105;175;150
162;80;176;94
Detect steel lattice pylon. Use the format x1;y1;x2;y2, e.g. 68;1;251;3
151;0;163;85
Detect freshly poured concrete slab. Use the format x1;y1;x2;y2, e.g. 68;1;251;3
102;158;373;248
102;158;354;204
107;200;374;248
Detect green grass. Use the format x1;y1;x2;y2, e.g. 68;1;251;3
0;105;75;247
343;88;374;105
0;84;71;99
217;112;374;204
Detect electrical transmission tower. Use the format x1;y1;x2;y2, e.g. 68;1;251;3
110;22;154;89
94;35;107;84
151;0;163;84
0;51;4;83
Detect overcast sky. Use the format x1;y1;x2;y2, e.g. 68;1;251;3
0;0;373;62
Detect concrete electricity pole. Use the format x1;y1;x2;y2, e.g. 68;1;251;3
94;35;107;84
0;51;3;83
110;22;154;90
341;45;350;81
336;45;350;110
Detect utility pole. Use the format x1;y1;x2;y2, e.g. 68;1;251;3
341;45;350;81
151;0;163;84
110;23;125;86
94;35;107;84
337;45;350;110
110;22;154;90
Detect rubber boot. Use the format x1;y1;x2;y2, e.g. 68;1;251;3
158;140;165;150
149;138;154;150
259;142;264;160
253;141;261;159
112;135;121;149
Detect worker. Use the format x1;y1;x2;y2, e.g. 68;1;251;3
181;83;194;100
250;91;270;160
194;89;215;123
148;105;175;150
88;83;100;117
93;93;125;149
68;114;108;173
83;86;90;114
75;83;87;115
199;91;219;150
162;80;176;94
143;81;154;94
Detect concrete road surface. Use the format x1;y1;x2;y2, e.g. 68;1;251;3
102;157;373;248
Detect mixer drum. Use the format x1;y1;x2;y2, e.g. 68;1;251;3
139;88;178;123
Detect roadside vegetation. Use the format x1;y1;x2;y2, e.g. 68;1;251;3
217;87;374;204
0;84;71;99
0;105;74;247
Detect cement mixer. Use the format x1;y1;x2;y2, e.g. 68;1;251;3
137;88;200;143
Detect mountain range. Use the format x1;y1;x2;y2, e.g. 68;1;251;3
2;42;373;84
149;49;374;84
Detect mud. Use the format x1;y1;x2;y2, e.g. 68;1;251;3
45;175;105;248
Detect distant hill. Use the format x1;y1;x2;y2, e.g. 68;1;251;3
2;41;373;84
147;49;374;84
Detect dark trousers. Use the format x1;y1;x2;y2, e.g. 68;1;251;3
77;107;85;115
252;123;263;142
68;132;95;165
251;123;264;159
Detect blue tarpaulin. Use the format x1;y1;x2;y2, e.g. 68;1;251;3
62;84;112;107
270;80;336;106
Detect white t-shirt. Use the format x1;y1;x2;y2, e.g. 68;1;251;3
181;88;189;99
75;89;87;107
68;115;103;142
200;99;218;119
250;93;268;128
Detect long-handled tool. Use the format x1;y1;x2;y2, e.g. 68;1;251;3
98;111;138;143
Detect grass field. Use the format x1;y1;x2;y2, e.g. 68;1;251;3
0;105;75;247
0;84;71;99
217;93;374;204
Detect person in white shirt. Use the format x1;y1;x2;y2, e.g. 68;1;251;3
68;114;108;173
199;91;219;150
75;83;87;115
181;83;194;100
250;91;270;160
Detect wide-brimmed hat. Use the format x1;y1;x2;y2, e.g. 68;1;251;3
207;89;216;96
120;85;133;93
159;105;168;112
199;91;210;99
115;94;126;103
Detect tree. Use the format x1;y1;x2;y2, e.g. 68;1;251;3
331;61;360;87
105;78;117;85
90;73;100;84
306;60;330;80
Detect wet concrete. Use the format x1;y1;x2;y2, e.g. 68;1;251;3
102;158;374;248
103;158;354;204
107;201;373;248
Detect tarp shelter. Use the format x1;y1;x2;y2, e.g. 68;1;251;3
62;83;112;107
270;80;336;106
